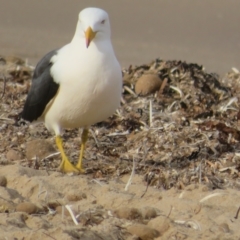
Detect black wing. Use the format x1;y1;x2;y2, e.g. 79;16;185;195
21;49;60;122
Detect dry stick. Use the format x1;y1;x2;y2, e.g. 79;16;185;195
0;74;7;99
42;152;61;160
141;171;155;198
141;180;150;198
167;205;173;218
142;140;148;162
199;160;202;184
199;192;227;203
158;77;168;96
234;206;240;219
124;157;135;191
149;100;153;127
169;85;184;98
90;129;99;147
43;232;57;240
65;205;78;225
123;85;138;97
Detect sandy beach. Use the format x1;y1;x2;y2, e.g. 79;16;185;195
1;1;240;239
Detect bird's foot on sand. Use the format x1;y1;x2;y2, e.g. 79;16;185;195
60;157;81;173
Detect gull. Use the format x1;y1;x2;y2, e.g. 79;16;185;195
21;7;122;173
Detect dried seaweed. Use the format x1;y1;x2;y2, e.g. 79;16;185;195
1;56;240;190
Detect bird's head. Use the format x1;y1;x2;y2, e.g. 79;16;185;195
76;8;111;48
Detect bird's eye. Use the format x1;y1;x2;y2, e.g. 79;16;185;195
101;20;105;24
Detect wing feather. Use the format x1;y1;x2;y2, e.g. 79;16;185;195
21;50;60;122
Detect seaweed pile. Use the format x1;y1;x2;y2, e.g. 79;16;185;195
1;56;240;191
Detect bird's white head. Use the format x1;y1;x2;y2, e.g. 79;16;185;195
74;8;111;48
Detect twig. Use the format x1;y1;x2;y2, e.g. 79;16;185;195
0;117;12;121
120;96;126;105
149;100;153;127
124;157;135;191
0;74;7;99
107;130;129;137
199;192;227;203
141;172;154;198
234;206;240;219
219;97;238;112
141;182;149;198
65;205;78;225
199;161;202;184
167;205;173;218
38;190;48;201
43;232;57;240
167;101;177;111
91;179;105;186
158;77;168;96
174;219;201;230
90;129;99;147
41;152;60;161
169;85;183;98
142;140;148;162
123;85;137;97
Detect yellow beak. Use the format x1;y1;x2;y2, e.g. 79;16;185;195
85;27;96;48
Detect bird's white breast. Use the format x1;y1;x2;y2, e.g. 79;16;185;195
44;42;122;134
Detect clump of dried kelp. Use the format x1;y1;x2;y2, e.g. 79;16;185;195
1;56;240;190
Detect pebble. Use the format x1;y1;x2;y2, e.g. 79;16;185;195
141;207;158;219
16;202;39;214
219;223;230;233
127;224;160;240
6;149;23;161
135;74;162;96
25;139;56;160
0;176;7;187
66;191;87;202
148;216;171;236
114;207;142;220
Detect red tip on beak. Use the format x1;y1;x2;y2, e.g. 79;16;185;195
85;27;96;48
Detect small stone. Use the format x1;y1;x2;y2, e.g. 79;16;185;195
47;200;61;209
26;139;56;160
0;176;7;187
135;74;162;96
141;207;158;220
201;186;209;192
16;202;39;214
114;207;142;220
6;149;23;161
148;216;171;236
219;223;230;233
127;224;160;240
66;191;87;202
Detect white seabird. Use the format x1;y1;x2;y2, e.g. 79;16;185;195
21;7;122;173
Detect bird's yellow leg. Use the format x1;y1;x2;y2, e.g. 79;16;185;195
56;136;79;173
75;128;88;172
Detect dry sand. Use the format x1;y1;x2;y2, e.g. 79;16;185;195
1;55;240;239
1;1;240;240
0;164;240;240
